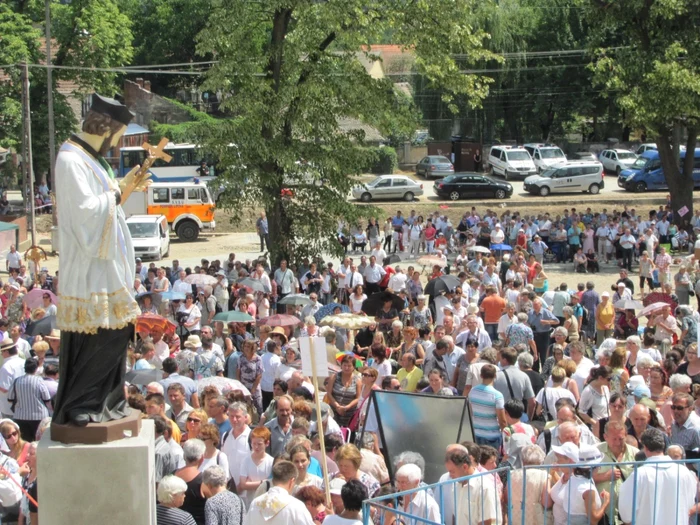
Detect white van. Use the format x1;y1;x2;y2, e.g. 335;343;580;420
523;143;567;172
126;215;171;260
487;146;536;180
524;161;604;196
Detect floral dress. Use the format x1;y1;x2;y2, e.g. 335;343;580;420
239;353;264;413
410;307;433;330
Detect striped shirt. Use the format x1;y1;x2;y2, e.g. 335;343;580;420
468;384;504;440
7;374;51;421
156;504;196;525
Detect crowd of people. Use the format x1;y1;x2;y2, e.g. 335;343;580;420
3;202;700;524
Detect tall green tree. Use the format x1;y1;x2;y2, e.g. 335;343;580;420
51;0;134;94
589;0;700;225
0;3;41;150
196;0;496;263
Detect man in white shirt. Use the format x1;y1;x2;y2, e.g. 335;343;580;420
0;340;25;418
619;428;696;525
300;293;322;319
370;242;386;264
8;325;31;360
251;263;272;292
451;447;501;525
172;270;191;294
456;315;492;353
396;463;441;524
344;263;364;295
387;266;408;293
221;402;252;487
247;461;314;525
618;228;637;271
5;245;21;273
363;256;385;295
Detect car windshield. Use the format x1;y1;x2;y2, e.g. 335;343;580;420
367;177;386;186
540;169;557;179
617;151;637;160
434;156;451;164
128;223;159;238
631;157;649;169
541;148;565;159
507;151;530;161
442;175;457;182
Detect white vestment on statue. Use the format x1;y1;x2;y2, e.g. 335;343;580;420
55;141;140;334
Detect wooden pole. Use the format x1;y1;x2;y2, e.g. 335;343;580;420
22;62;37;246
45;0;57;227
309;337;332;508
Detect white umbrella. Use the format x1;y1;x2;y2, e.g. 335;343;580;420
638;302;670;317
468;245;491;254
318;313;375;330
614;299;644;310
196;376;251;397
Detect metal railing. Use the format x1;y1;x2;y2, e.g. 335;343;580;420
363;458;700;525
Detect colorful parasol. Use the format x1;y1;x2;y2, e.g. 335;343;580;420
136;312;177;335
23;288;58;310
335;351;364;368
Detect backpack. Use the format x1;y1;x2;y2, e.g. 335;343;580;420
214;302;223;314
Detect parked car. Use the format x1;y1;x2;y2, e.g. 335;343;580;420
487;146;537;180
352;175;424;202
524;161;604;196
415;155;454;179
619;148;700;192
433;173;512;200
523;143;568;172
126;214;171;260
598;148;638;175
635;143;657;155
570;151;598;162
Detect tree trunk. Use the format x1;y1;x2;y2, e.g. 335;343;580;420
657;127;698;230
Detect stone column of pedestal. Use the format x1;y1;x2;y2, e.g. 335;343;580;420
38;419;155;525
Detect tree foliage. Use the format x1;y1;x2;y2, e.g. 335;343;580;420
195;0;496;264
52;0;134;94
0;3;41;150
588;0;700;225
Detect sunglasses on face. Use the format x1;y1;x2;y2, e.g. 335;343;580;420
186;418;202;423
672;405;690;411
3;431;17;439
361;373;373;378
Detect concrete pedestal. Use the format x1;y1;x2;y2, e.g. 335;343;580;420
38;419;156;525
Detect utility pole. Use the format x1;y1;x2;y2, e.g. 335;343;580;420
22;63;37;246
45;0;57;227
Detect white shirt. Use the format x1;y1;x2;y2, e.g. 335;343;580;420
405;490;441;525
345;271;364;289
221;425;251;486
247;486;314;525
618;455;697;525
261;352;281;391
239;452;274;508
370;248;386;262
388;272;407;292
572;357;595;393
455;329;492;353
456;474;500;525
0;356;25;415
5;251;21;269
172;279;191;294
363;264;385;284
490;229;505;244
14;339;31;360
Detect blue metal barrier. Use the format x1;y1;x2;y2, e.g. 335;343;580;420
363;459;700;525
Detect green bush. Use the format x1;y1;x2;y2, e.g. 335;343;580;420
363;146;398;174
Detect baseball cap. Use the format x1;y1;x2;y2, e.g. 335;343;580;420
633;385;651;398
329;478;346;496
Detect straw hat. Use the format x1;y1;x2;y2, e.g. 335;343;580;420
270;326;288;344
0;339;16;353
183;335;202;349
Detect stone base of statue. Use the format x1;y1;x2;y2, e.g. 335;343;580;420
50;409;142;444
38;419;156;525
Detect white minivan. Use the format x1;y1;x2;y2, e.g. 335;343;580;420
523;143;568;172
126;214;171;260
524;161;604;196
487;146;537;180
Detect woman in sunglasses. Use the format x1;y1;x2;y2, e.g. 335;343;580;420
0;420;30;470
181;408;207;443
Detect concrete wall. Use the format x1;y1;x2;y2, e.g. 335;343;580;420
397;143;428;167
124;79;192;128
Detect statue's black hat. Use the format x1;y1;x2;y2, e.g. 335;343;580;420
89;93;135;126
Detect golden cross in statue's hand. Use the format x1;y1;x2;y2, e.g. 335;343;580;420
119;137;173;204
143;138;173;164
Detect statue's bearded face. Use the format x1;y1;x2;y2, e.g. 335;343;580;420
99;127;125;156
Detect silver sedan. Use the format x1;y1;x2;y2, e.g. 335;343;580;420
352;175;424;202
